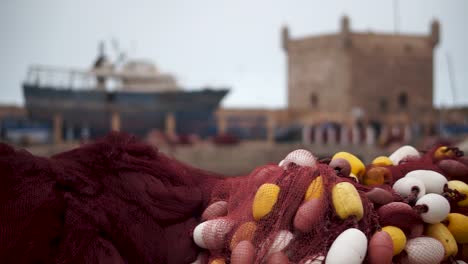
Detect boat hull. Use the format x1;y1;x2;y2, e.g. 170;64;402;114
23;84;228;139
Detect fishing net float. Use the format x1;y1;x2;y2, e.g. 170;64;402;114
0;132;467;264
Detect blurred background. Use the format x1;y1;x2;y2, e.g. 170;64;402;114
0;0;467;175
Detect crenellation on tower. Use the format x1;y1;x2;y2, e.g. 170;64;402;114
430;19;440;47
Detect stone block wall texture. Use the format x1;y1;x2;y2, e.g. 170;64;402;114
284;18;439;125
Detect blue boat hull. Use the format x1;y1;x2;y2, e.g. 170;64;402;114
23;84;228;139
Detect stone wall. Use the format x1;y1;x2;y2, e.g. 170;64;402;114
23;141;384;176
160;142;384;175
286;35;351;113
283;17;439;127
349;33;434;122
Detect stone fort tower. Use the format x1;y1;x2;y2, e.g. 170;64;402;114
283;16;440;125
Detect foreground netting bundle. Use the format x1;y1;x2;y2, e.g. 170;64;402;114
0;133;225;263
195;147;468;264
0;133;467;264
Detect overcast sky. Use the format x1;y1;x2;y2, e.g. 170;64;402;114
1;0;467;108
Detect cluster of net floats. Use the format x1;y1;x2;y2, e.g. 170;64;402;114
192;145;468;264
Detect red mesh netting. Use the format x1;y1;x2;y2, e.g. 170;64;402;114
199;163;382;263
0;133;467;264
0;133;224;263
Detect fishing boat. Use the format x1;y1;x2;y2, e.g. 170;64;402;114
22;45;228;140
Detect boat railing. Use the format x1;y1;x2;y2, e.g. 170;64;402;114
25;65;104;90
24;65;156;90
24;65;181;90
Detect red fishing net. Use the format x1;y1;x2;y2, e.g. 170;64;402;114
201;163;381;263
0;133;223;263
0;133;467;264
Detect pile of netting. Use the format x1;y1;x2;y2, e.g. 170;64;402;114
0;133;225;263
0;132;467;264
194;146;468;264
